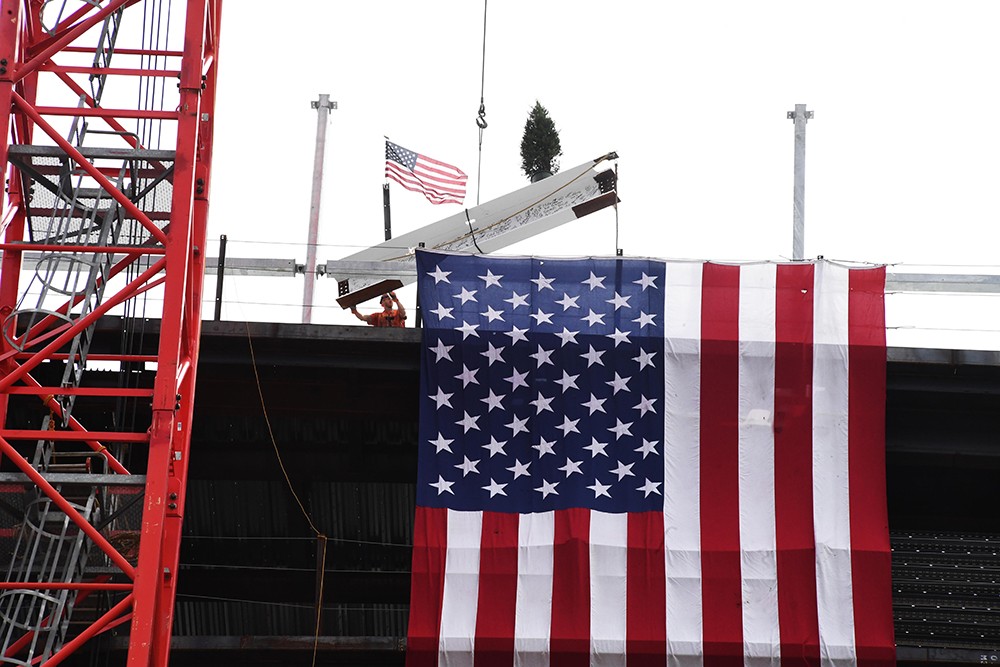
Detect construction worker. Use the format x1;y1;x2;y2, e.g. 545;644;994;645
350;292;406;328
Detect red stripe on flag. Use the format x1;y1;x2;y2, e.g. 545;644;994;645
551;508;591;667
699;263;743;667
406;506;448;667
474;511;519;667
848;267;896;667
774;264;821;667
415;160;468;183
626;511;667;667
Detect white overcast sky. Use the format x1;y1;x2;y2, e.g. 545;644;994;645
36;1;1000;348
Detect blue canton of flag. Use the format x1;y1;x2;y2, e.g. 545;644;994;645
416;249;666;514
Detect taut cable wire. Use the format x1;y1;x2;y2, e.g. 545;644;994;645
475;0;488;205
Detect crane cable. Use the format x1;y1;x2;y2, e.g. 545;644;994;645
244;323;327;667
475;0;488;205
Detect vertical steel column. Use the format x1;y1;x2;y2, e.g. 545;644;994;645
0;0;24;423
383;183;392;240
214;234;227;320
787;103;813;261
149;23;219;665
302;93;336;323
126;1;221;665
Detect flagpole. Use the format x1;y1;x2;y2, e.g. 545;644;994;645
383;184;392;241
302;93;337;324
787;103;813;261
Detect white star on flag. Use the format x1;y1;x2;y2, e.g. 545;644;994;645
634;395;657;416
635;439;659;458
479;270;503;287
555;293;580;310
455;365;479;387
506;459;531;479
553;370;580;393
455;287;478;304
607;328;631;346
535;479;559;498
457;412;480;433
606;372;631;394
456;321;479;339
584;438;609;457
532;437;557;457
587;479;612;498
530;346;554;367
506;326;529;344
611;460;635;480
482;306;505;323
429;434;453;454
506;415;529;436
637;478;662;497
430;475;454;495
480;390;506;412
633;311;656;328
606;292;631;310
430;304;454;320
582;272;606;290
633;272;657;290
557;416;581;436
582;345;605;367
430;339;453;362
455;456;480;477
582;309;605;326
554;328;579;346
504;368;530;390
428;265;451;284
582;394;607;415
531;273;555;291
482;479;507;497
504;291;529;309
559;458;583;477
530;393;555;414
633;348;656;370
481;342;506;366
483;437;507;457
430;388;453;409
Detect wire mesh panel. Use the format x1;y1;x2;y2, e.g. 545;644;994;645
892;530;1000;649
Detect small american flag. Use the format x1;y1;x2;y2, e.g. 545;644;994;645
386;141;467;205
408;249;894;667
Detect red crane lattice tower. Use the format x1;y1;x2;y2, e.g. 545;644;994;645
0;1;221;665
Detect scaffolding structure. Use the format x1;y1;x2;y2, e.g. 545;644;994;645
0;1;220;665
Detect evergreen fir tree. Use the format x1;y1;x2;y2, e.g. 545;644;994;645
520;101;562;180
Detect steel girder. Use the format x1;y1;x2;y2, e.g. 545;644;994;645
0;1;221;665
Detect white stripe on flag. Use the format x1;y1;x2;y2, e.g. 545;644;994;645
663;262;704;667
439;510;483;667
514;512;554;667
737;264;781;667
812;264;857;667
590;511;628;667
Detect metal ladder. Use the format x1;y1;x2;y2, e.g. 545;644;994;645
0;4;140;663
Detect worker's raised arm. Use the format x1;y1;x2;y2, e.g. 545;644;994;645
349;306;367;323
391;292;406;320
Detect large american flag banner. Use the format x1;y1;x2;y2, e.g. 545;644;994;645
386;140;468;205
408;249;895;667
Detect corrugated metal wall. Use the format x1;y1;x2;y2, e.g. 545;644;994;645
176;479;414;637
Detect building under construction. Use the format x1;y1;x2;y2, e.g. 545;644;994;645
0;2;998;666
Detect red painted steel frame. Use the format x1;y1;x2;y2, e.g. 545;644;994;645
0;1;222;665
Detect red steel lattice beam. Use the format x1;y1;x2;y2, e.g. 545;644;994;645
0;1;222;665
